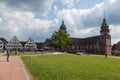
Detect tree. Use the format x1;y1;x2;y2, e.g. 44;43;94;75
49;30;72;52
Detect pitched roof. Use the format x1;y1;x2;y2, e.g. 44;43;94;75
101;18;108;27
81;36;100;45
71;36;100;46
9;36;20;42
0;38;8;44
26;37;35;43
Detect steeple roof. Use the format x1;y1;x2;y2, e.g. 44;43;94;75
60;20;66;29
101;17;108;26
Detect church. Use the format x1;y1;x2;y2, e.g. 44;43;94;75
58;17;111;55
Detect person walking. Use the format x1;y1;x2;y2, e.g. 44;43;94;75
6;49;10;62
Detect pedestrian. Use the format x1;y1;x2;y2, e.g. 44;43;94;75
6;49;10;62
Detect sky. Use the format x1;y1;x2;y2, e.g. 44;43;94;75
0;0;120;45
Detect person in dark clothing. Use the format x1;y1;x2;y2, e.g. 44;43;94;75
6;49;10;62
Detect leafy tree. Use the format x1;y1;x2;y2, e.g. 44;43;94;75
49;30;72;51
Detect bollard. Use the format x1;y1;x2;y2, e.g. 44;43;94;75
30;56;32;67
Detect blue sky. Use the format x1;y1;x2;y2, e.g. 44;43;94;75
0;0;120;45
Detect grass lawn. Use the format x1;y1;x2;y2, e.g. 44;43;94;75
21;54;120;80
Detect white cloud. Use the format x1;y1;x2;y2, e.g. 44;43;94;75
109;0;117;4
53;5;58;11
71;27;98;38
56;3;104;35
0;0;56;16
61;0;78;8
0;0;120;45
0;11;56;41
106;24;120;45
56;0;120;45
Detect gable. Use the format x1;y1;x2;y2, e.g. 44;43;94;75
9;36;20;43
26;38;35;44
7;36;22;46
25;38;36;47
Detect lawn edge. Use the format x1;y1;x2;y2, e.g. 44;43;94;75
20;57;32;80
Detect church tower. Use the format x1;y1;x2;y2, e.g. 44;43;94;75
59;20;67;32
100;17;111;55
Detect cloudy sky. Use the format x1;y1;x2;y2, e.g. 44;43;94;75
0;0;119;45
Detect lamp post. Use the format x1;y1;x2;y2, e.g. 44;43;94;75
42;48;44;56
30;55;32;67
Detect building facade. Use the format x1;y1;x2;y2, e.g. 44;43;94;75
25;38;37;51
112;42;120;51
0;40;4;51
0;36;40;52
0;38;7;52
6;36;23;51
112;42;120;55
59;18;111;55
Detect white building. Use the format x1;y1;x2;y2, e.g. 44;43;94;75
25;38;37;51
0;38;7;52
6;36;22;50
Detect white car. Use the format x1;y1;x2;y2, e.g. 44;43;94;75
75;50;86;55
76;52;83;55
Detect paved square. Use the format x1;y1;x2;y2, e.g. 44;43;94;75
0;55;28;80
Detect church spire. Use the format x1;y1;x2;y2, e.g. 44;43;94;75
59;19;66;31
59;10;67;32
102;5;108;27
101;17;108;27
100;9;110;36
62;19;64;24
